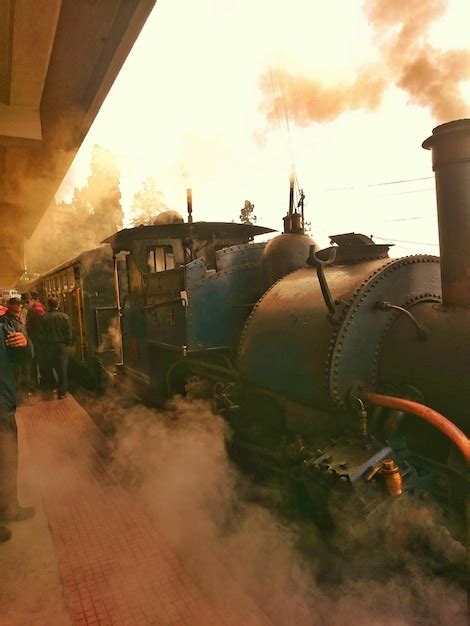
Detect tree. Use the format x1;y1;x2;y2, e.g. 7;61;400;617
25;145;122;273
86;145;123;242
129;177;168;226
239;200;257;225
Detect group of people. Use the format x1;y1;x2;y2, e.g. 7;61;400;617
1;292;73;399
0;292;73;543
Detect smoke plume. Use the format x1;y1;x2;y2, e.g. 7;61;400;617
366;0;470;121
261;67;386;127
260;0;470;126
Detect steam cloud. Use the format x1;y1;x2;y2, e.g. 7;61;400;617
79;383;466;626
261;0;470;126
261;67;386;126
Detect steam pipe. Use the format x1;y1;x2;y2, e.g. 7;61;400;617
112;254;124;366
186;188;194;261
364;392;470;464
374;301;429;340
423;119;470;307
299;189;305;234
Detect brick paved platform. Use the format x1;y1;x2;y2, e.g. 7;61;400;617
1;396;272;626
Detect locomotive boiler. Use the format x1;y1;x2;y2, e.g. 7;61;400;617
237;120;470;550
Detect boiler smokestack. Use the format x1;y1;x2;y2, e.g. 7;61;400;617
187;188;193;224
288;174;295;215
423;119;470;307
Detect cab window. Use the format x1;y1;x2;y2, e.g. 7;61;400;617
147;245;175;273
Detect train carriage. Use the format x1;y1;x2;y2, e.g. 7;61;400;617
25;247;119;387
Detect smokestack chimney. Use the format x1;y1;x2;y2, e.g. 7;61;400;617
288;174;295;215
187;188;193;224
423;119;470;307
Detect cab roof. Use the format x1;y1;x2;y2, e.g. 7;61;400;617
102;221;275;252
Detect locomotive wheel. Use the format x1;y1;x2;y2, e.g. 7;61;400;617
165;359;189;397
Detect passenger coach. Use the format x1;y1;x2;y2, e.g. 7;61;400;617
25;247;118;387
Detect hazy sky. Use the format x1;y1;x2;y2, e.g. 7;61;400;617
58;0;470;256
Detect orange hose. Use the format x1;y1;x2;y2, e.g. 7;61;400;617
364;392;470;465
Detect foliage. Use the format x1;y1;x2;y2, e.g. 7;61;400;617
129;177;168;227
86;145;123;241
239;200;257;225
25;145;123;274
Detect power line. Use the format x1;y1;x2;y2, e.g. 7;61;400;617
269;64;302;202
374;235;439;246
368;176;433;187
383;188;434;196
324;176;434;192
324;186;355;192
390;243;422;254
386;214;436;222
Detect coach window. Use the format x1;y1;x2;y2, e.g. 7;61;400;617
67;268;75;289
147;245;175;273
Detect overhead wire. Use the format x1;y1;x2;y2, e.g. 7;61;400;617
373;235;439;246
268;67;284;134
324;176;434;192
368;176;434;187
267;68;437;226
269;63;302;203
386;214;436;222
383;188;434;196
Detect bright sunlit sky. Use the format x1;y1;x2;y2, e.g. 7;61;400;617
57;0;470;257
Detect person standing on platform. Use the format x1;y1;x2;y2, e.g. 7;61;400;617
3;298;32;398
22;292;46;388
0;315;35;543
41;297;73;399
3;297;25;333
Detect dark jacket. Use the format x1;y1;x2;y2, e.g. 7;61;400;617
0;318;33;413
3;311;25;334
40;310;73;345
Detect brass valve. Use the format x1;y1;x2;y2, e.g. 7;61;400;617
381;459;404;497
351;396;368;437
365;458;404;497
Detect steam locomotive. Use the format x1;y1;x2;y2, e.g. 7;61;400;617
28;120;469;565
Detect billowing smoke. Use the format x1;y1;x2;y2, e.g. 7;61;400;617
260;66;386;126
366;0;470;121
260;0;470;126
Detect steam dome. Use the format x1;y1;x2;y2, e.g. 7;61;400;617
261;232;317;287
153;210;184;225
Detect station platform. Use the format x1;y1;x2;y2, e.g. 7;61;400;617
1;396;272;626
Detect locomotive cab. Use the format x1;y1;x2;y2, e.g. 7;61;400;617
104;218;275;398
